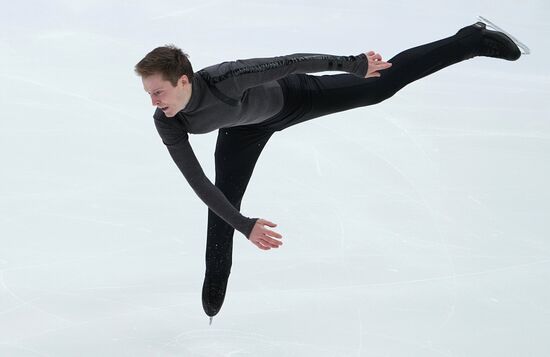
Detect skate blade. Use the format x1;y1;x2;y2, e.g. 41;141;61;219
477;15;531;55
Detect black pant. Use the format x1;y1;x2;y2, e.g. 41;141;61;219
204;25;482;284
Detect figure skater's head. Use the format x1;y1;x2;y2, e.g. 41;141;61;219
135;45;194;118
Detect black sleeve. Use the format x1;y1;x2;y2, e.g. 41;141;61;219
206;53;369;97
154;116;258;238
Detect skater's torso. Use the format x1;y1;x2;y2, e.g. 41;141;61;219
154;70;285;135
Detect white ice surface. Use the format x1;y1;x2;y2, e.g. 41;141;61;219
1;1;549;356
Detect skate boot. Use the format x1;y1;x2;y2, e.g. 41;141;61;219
478;15;530;55
202;269;230;318
455;17;528;61
475;21;521;61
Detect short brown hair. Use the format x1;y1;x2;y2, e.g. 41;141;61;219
134;44;194;86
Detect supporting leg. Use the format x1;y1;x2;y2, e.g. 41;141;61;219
202;125;274;317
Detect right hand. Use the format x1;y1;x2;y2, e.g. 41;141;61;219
364;50;392;78
248;218;283;250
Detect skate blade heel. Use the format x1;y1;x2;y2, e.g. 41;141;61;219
477;15;531;55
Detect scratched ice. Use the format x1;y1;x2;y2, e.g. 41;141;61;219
1;1;549;356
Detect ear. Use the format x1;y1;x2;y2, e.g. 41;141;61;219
179;74;190;85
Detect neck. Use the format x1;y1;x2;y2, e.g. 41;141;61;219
181;83;193;110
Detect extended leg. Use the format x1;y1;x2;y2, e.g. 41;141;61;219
271;22;517;131
202;125;274;317
308;24;486;122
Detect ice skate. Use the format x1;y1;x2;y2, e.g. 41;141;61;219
477;15;531;55
474;19;521;61
455;17;528;61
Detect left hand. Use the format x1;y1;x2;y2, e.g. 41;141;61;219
364;50;392;78
248;218;283;250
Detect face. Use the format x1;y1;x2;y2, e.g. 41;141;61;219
142;73;190;118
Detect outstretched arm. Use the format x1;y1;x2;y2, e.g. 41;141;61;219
154;118;257;238
203;52;371;98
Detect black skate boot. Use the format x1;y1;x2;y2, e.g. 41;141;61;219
202;269;230;318
475;21;521;61
477;15;530;55
455;21;521;61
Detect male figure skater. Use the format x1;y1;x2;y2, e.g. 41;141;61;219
135;19;524;319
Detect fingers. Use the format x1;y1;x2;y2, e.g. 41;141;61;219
259;219;283;239
262;219;277;227
365;51;392;77
371;53;383;61
265;228;282;239
259;230;283;248
254;241;271;250
252;236;282;250
375;62;393;71
266;234;283;247
252;232;283;250
367;51;382;60
369;55;391;67
367;51;390;63
252;219;283;250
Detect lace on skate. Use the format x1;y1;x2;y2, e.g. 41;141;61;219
477;15;531;55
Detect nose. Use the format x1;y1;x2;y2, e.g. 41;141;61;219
151;95;159;107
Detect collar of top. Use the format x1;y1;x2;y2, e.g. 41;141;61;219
179;74;200;114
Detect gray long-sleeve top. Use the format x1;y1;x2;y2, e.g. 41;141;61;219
153;52;369;238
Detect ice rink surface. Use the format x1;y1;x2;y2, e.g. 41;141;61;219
1;0;549;356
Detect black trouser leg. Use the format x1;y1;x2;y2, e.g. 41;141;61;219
266;25;483;131
202;125;274;317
